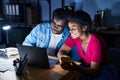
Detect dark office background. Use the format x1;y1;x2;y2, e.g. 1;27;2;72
0;0;120;26
0;0;120;77
0;0;120;48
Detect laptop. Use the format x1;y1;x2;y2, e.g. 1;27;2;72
16;44;58;69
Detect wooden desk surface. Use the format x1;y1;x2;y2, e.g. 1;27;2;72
17;64;69;80
0;57;69;80
0;48;69;80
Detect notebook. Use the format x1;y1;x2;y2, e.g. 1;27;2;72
16;44;58;69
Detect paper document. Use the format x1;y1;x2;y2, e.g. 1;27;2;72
0;58;15;72
0;47;18;58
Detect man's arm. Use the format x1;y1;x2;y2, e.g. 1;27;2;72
22;25;39;46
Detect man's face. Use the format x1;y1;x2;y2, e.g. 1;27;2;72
52;18;66;34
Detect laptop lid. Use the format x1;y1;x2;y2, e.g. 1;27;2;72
16;44;50;69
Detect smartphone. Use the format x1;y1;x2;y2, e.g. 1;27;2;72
61;56;71;63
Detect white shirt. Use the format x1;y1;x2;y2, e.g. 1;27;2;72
47;32;62;56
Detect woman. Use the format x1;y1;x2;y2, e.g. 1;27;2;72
57;10;118;80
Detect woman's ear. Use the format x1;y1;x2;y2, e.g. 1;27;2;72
82;26;88;31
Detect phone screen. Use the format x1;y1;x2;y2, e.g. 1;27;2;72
61;56;71;63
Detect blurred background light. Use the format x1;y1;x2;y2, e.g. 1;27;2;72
2;25;11;30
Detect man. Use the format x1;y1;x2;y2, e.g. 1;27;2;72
23;8;80;61
23;8;69;57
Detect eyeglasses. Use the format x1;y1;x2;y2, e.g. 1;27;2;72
52;21;65;29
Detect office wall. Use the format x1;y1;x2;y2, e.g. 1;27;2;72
0;0;2;14
2;0;120;26
83;0;120;27
37;0;83;22
27;0;62;23
39;0;62;22
37;0;120;26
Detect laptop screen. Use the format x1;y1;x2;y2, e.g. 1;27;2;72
16;44;52;69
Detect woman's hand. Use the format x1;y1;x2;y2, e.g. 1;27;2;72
61;62;74;71
57;44;72;63
61;61;81;71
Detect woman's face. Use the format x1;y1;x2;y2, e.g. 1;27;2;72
68;22;84;39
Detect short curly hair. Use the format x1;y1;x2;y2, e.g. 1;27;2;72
52;8;67;21
67;10;92;32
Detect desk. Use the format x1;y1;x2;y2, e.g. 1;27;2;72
0;58;69;80
0;57;18;80
0;65;69;80
18;65;69;80
0;48;69;80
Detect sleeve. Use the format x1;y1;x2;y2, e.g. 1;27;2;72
64;36;75;48
91;39;102;63
22;24;40;46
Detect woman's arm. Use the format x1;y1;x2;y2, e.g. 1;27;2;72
57;44;72;63
79;61;101;76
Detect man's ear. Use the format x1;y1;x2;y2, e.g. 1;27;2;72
82;26;88;31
